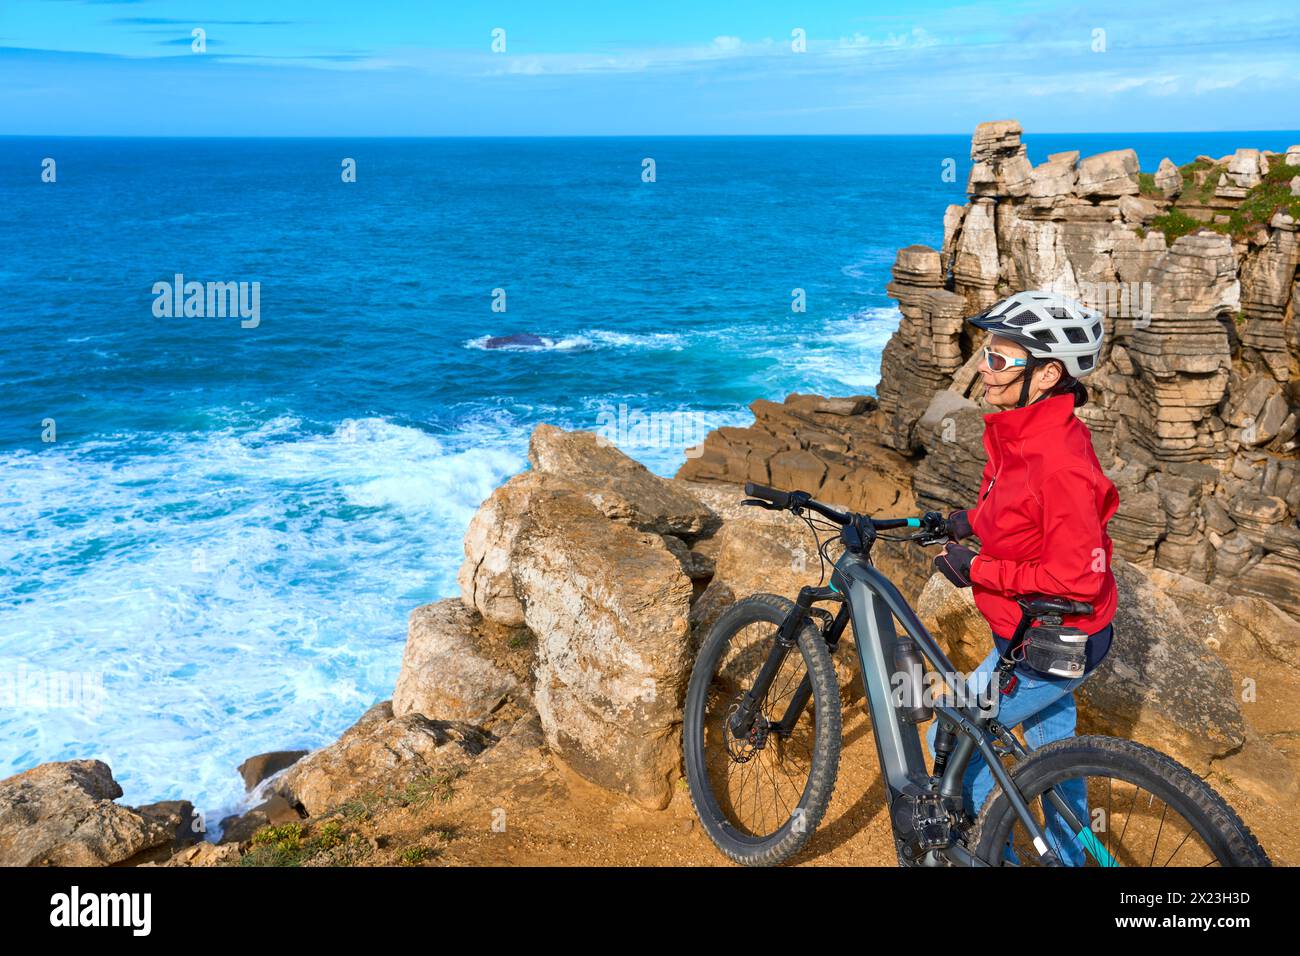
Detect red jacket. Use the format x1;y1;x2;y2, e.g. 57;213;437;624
967;392;1119;637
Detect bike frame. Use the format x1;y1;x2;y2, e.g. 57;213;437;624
811;547;1091;866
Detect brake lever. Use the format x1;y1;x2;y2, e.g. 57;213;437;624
741;498;783;511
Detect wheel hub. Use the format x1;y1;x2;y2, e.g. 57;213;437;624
725;699;770;762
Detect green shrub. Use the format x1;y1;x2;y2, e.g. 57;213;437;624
1224;162;1300;235
400;769;464;808
1178;158;1225;203
240;818;369;867
1150;207;1207;244
399;846;431;865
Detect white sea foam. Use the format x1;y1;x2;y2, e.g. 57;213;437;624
0;413;527;834
464;329;685;352
756;307;901;393
463;333;591;351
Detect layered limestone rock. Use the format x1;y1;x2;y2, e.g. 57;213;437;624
967;119;1032;200
1240;214;1299;381
1123;233;1237;462
870;121;1300;615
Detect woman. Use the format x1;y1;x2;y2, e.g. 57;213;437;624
924;290;1120;866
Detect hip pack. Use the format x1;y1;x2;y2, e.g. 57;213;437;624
1022;623;1089;679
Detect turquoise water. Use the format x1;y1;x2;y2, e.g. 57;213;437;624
2;132;1295;827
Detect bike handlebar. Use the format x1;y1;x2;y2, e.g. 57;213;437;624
743;482;924;532
743;482;796;511
743;483;1094;621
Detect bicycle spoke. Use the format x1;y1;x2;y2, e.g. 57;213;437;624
1148;800;1170;867
1003;774;1220;868
701;618;821;839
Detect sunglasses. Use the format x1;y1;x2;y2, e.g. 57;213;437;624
982;345;1028;372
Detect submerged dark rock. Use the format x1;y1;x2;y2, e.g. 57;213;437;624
484;332;548;349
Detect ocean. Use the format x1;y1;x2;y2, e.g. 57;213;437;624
2;131;1296;829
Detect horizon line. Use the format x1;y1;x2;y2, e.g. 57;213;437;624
3;128;1299;140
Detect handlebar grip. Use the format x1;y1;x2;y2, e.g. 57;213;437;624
743;482;792;509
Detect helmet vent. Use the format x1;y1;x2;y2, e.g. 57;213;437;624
1063;326;1090;344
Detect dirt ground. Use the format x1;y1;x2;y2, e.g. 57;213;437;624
333;700;1296;868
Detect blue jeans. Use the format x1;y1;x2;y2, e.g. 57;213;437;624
924;646;1090;865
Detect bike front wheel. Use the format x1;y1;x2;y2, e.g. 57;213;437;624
683;593;842;866
972;735;1271;866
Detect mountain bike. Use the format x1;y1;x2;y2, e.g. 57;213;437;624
682;482;1271;867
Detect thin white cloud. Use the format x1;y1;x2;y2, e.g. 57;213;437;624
831;27;939;54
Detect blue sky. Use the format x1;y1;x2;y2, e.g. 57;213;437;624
2;0;1298;135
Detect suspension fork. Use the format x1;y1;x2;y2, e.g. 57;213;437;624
771;599;850;735
727;587;844;740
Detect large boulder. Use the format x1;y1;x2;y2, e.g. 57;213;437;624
690;512;826;636
460;469;579;627
460;426;718;627
393;598;532;723
263;701;493;819
1075;149;1140;198
512;487;694;810
236;750;308;791
528;424;718;536
1154;157;1182;198
0;760;198;866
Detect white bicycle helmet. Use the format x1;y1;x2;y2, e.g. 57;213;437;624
972;291;1102;411
968;290;1105;379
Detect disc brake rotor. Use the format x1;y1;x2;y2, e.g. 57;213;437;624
724;698;771;763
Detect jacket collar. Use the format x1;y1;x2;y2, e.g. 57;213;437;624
983;391;1076;444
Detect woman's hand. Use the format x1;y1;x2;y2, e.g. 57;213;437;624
934;542;977;588
946;509;972;541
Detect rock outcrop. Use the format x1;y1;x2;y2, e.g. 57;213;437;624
0;760;199;866
866;122;1300;616
457;428;706;809
263;700;494;818
669;121;1300;810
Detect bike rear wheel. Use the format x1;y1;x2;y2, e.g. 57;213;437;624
683;593;842;866
972;735;1270;866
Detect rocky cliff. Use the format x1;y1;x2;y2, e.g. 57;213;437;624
684;121;1300;619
